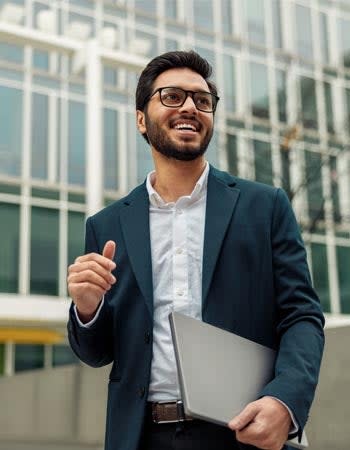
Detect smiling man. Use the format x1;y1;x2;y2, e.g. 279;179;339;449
67;51;324;450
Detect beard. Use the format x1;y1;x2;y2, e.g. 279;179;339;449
144;113;213;161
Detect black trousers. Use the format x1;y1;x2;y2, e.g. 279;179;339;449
138;416;240;450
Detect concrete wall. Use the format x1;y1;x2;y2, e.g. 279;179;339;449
0;325;349;450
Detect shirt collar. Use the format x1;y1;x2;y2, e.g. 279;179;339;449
146;161;209;208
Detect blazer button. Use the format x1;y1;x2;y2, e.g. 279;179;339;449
138;386;145;398
145;331;151;344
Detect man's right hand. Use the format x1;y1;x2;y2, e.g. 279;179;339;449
67;240;116;323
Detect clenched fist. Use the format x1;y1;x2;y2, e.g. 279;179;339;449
67;240;116;323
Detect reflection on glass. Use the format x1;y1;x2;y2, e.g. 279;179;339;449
319;12;330;64
271;0;283;49
337;246;350;313
30;207;59;295
68;101;86;186
68;211;85;266
324;82;334;134
104;109;119;191
311;243;330;312
305;150;324;227
224;54;235;113
15;344;44;372
52;345;79;366
33;50;49;71
253;140;273;185
193;0;213;29
31;93;48;180
339;18;350;68
226;134;237;175
246;0;265;45
222;0;233;36
300;77;318;129
295;5;313;60
276;69;286;122
249;62;269;119
0;203;19;293
0;86;22;177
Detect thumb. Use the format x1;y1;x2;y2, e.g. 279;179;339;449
102;240;116;261
228;403;259;431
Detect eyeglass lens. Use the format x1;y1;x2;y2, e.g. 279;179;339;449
160;87;215;112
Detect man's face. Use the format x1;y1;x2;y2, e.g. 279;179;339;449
137;68;214;161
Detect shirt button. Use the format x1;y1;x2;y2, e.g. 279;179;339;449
145;331;151;344
176;289;184;296
138;386;145;398
176;248;183;255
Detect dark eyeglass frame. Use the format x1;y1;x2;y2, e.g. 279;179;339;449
148;86;220;113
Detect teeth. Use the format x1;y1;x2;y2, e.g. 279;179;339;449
174;123;196;131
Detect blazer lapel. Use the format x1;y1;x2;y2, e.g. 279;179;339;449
119;185;153;318
202;169;240;312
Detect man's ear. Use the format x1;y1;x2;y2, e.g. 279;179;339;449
136;110;146;134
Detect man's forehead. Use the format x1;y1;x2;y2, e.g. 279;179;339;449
152;67;209;90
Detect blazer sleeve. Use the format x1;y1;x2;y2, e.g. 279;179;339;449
259;188;325;437
67;217;114;368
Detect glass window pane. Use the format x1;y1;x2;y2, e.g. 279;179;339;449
311;243;330;312
254;140;273;185
272;0;283;49
30;207;59;295
330;156;341;223
224;54;236;113
276;69;287;122
0;86;22;177
226;134;237;176
15;344;44;372
135;0;156;14
0;43;23;64
295;5;313;60
0;203;19;293
337;246;350;313
137;132;153;185
250;63;269;119
193;0;213;29
324;82;334;134
52;344;79;366
300;77;318;129
68;211;85;265
68;101;86;186
31;93;48;179
104;108;119;191
319;12;330;64
305;151;324;227
165;0;177;19
246;0;266;45
280;146;291;197
222;0;233;35
339;18;350;68
33;50;49;71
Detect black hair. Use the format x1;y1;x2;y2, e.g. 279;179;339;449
136;50;218;112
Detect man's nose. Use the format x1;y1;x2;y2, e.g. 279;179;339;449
178;94;197;113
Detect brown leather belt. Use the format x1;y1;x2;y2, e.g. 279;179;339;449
149;401;194;424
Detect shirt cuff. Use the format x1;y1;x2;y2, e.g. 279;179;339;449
267;396;299;434
73;298;104;328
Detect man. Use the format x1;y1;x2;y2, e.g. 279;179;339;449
67;51;324;450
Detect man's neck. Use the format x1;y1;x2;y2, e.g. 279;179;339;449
151;151;207;203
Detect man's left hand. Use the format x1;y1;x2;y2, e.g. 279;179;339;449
228;397;291;450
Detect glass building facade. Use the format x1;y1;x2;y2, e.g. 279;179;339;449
0;0;350;375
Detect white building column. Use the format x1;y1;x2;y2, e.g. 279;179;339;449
86;39;103;216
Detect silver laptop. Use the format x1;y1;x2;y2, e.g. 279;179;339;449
169;311;308;449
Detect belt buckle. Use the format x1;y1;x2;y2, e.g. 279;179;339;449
152;400;189;424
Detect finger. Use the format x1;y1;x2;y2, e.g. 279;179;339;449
103;240;116;261
228;403;259;431
68;270;115;291
69;260;116;282
75;252;116;270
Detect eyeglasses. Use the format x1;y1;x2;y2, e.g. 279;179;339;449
149;87;219;113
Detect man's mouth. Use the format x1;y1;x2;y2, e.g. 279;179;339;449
171;120;201;133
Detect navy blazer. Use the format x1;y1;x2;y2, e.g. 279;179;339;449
68;166;324;450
